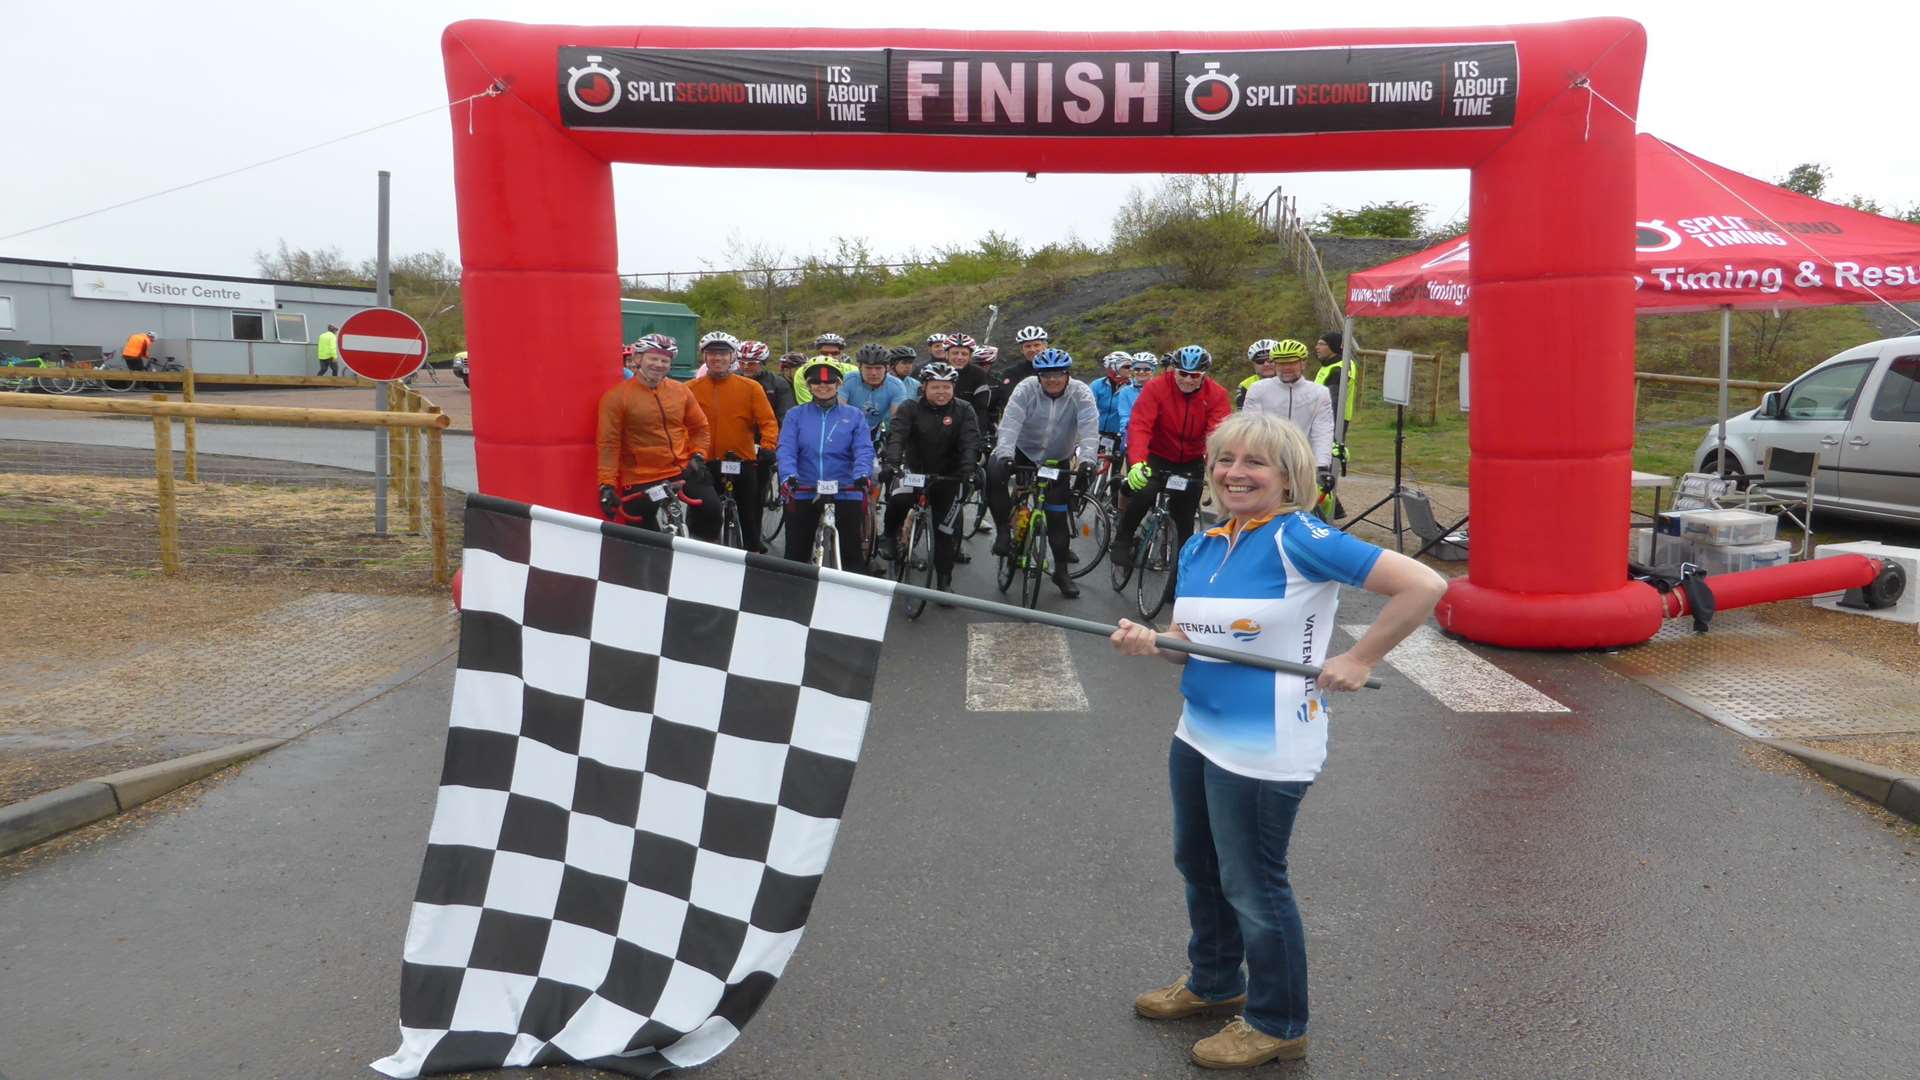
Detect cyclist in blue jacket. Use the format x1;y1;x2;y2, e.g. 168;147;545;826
777;358;875;572
842;343;912;435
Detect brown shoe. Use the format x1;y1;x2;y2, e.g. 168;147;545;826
1190;1016;1308;1069
1133;976;1247;1020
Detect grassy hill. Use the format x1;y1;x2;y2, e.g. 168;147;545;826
641;245;1883;492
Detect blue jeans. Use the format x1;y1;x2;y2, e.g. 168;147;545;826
1168;736;1311;1040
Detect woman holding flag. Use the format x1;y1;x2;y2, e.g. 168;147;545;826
1109;412;1444;1069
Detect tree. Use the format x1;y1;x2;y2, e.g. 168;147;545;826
1311;200;1427;238
1111;174;1264;289
255;240;364;285
1840;194;1885;215
1775;162;1830;198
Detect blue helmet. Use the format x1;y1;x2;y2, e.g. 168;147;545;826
1031;347;1073;372
1171;345;1212;372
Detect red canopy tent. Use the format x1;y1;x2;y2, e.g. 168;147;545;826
1345;133;1920;318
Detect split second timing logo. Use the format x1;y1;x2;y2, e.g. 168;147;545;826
566;55;623;113
1184;62;1240;122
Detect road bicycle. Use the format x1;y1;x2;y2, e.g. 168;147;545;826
713;452;750;551
995;463;1064;610
1111;467;1202;621
615;479;701;538
0;356;53;393
796;479;863;570
886;471;960;620
49;354;137;395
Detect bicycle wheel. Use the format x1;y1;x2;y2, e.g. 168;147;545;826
45;375;79;394
762;487;784;543
721;498;743;550
1066;493;1108;579
901;513;934;620
1020;514;1049;609
966;468;993;538
1136;515;1175;621
995;515;1020;593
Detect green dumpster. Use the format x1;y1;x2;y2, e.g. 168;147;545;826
621;300;701;380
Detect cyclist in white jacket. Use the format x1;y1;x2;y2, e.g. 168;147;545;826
1243;339;1334;468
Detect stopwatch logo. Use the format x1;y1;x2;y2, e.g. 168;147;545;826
1636;219;1683;253
1184;62;1240;122
566;55;623;114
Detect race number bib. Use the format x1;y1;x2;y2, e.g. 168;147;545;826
720;460;742;475
1098;435;1117;454
1037;466;1061;481
816;479;840;495
646;484;671;502
1166;475;1190;492
902;472;926;489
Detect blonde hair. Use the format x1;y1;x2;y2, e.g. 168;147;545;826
1204;412;1317;516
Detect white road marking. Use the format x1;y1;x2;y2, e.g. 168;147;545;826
966;623;1090;712
341;333;425;355
1343;624;1570;713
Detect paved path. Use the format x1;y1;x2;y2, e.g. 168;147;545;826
0;413;478;491
2;547;1916;1079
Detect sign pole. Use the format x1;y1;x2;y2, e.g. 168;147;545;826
373;170;392;536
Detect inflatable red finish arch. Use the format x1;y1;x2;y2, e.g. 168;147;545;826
442;19;1653;649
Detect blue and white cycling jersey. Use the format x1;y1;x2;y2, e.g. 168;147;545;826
1171;511;1382;782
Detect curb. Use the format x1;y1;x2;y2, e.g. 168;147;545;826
0;738;284;856
1763;738;1920;826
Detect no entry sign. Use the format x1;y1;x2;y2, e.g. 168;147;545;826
338;308;428;382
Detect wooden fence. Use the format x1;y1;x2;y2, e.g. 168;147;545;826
0;391;451;583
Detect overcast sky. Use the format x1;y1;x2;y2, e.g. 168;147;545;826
4;0;1911;281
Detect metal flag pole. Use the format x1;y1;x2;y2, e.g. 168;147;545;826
1716;304;1732;474
811;563;1384;689
373;169;392;535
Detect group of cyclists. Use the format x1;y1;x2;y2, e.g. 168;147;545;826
594;322;1359;604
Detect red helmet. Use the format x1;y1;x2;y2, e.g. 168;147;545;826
738;340;770;362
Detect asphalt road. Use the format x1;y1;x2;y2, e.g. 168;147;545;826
0;414;479;492
2;547;1917;1079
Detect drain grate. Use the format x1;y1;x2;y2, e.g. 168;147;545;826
1601;610;1920;739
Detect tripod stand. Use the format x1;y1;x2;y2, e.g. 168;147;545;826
1341;403;1408;552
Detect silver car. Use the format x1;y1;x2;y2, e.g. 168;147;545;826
1693;335;1920;525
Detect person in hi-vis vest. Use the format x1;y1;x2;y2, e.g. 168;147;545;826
316;325;341;377
1312;331;1357;474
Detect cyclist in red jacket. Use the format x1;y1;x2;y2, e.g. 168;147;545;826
1112;345;1231;569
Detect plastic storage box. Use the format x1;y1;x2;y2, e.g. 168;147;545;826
1630;528;1693;567
1675;509;1777;547
1693;539;1792;575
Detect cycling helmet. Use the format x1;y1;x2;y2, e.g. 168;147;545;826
800;357;845;384
633;333;678;358
888;345;918;364
925;332;949;348
813;332;846;349
1013;325;1048;344
778;351;806;368
920;361;961;383
1270;338;1310;361
975;345;1000;363
944;333;977;352
855;342;891;366
1170;345;1212;373
737;340;770;362
698;331;739;352
1246;338;1280;362
1031;347;1073;372
1129;352;1159;371
1102;351;1132;372
620;344;637;360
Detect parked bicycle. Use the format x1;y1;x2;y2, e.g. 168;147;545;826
1110;464;1202;621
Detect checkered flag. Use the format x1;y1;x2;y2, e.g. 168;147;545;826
373;494;892;1077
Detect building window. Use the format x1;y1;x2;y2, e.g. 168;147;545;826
0;295;14;332
275;312;309;343
232;311;266;341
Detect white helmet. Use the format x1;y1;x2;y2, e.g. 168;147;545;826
1102;351;1132;372
1247;338;1281;362
1013;325;1049;344
698;331;740;352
